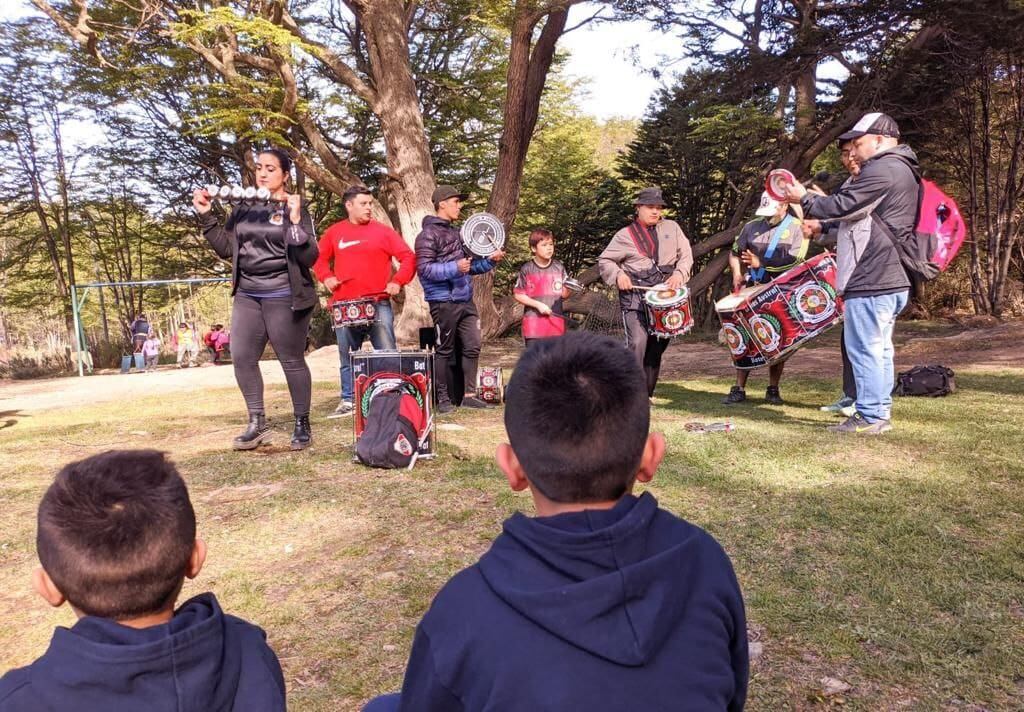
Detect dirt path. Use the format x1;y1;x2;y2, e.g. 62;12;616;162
2;319;1021;414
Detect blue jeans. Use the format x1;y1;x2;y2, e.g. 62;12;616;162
335;300;396;400
843;291;909;423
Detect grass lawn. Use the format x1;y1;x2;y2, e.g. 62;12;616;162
1;365;1022;710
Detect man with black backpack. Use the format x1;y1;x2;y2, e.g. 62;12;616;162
782;113;915;434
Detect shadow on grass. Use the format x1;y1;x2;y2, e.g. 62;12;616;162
655;381;828;428
0;409;25;430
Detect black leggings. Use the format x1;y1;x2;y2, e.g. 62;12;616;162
230;294;313;416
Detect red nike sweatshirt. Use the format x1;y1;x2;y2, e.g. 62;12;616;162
313;220;416;303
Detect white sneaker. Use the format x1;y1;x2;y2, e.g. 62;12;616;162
327;400;354;419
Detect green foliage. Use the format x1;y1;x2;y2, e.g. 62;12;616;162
498;80;633;288
618;69;782;242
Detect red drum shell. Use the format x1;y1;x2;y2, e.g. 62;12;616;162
332;298;379;328
715;252;843;369
644;288;694;339
477;366;504;404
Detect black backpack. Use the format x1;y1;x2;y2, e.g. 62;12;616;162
355;388;422;468
893;365;956;397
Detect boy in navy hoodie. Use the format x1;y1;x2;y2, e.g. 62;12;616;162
0;450;287;712
366;332;749;711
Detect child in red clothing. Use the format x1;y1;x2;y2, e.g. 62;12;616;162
513;229;571;347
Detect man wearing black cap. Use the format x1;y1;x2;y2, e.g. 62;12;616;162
598;187;693;398
416;185;505;412
782;112;915;434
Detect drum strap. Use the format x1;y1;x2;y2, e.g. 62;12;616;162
626;221;659;261
750;215;794;282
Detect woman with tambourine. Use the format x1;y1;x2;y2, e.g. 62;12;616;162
192;148;319;452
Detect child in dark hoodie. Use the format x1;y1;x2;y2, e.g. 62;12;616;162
365;331;749;711
0;450;287;712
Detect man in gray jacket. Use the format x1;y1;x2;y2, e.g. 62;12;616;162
598;187;693;399
783;113;914;434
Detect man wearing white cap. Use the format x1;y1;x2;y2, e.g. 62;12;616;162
781;112;916;434
722;192;808;405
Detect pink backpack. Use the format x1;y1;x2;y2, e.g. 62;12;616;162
917;179;966;272
877;164;967;281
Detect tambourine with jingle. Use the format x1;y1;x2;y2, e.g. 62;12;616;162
460;212;506;257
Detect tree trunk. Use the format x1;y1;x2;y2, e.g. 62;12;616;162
359;0;437;342
477;2;573;338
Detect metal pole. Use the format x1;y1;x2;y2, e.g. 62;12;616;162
71;284;84;377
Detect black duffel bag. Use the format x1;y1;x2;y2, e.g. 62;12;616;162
893;365;956;397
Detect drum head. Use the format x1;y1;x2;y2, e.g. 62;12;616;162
765;169;796;201
461;213;506;257
644;287;688;306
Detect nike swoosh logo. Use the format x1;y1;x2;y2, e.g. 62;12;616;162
337;239;360;249
855;425;874;432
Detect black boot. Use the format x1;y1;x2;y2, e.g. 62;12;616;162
233;412;271;451
290;414;312;451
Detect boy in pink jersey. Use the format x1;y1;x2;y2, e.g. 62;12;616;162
514;229;572;347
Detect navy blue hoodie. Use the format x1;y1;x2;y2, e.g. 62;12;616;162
0;593;286;712
380;492;748;711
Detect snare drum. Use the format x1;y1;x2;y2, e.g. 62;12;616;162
477;366;504;404
332;298;379;329
643;287;693;339
715;252;843;369
352;350;435;458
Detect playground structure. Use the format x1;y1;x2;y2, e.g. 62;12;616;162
70;277;231;377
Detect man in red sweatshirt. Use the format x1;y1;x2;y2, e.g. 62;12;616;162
314;186;416;417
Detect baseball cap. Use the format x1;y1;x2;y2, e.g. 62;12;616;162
755;191;781;217
431;185;468;204
838;112;900;142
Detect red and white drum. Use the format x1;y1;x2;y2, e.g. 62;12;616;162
332;298;378;329
715;252;843;369
477;366;504;404
352;350;435;458
644;287;693;339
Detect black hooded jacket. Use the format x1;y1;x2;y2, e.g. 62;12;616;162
801;144;917;297
389;493;748;711
0;593;286;712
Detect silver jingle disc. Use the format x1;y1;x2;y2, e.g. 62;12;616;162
256;186;272;203
243;186;257;201
217;185;233;200
460;212;506;257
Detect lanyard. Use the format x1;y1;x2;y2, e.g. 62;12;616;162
750;215;793;282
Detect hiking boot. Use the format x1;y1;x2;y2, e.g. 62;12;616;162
327;400;354;419
765;386;783;405
827;412;892;435
820;395;855;413
722;386;746;404
461;395;490;409
436;400;456;414
233;413;271;450
291;414;312;451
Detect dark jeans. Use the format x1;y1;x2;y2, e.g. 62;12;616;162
840;326;856;400
430;301;481;405
230;293;313;416
623;309;670;397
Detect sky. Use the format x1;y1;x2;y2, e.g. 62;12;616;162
1;1;667;122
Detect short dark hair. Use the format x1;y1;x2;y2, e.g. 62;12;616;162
529;229;554;249
503;332;650;503
37;450;196;620
259;147;292;176
343;185;373;204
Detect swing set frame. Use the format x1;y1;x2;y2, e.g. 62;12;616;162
70;277;231;377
